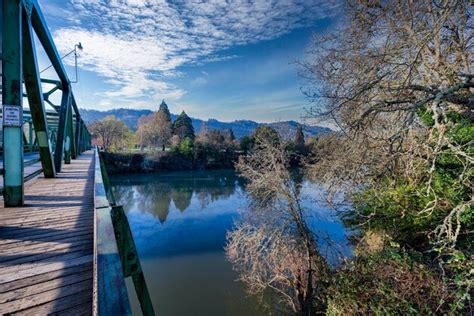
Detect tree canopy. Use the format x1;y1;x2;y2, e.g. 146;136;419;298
89;115;131;152
253;125;280;145
299;0;472;313
159;100;172;123
173;111;195;141
136;109;172;151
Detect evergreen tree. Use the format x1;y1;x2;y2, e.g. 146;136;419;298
253;125;280;146
159;100;172;123
228;128;236;141
295;124;305;149
172;111;195;140
240;136;254;154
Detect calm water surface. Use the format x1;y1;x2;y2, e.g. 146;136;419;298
111;170;351;315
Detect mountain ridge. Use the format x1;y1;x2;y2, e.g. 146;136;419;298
80;108;332;139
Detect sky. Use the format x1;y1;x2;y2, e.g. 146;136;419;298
36;0;340;123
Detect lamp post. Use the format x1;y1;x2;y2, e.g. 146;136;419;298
40;42;83;82
71;42;83;83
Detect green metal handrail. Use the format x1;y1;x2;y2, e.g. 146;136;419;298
94;148;155;315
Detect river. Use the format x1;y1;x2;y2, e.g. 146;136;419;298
110;170;351;315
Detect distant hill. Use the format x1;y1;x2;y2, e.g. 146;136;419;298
80;108;332;139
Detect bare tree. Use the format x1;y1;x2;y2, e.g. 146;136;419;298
226;137;329;315
301;0;472;247
89;115;131;152
300;0;472;311
136;111;172;151
137;114;153;151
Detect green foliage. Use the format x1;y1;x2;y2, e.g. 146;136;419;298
227;128;236;141
240;136;254;154
176;137;193;159
295;124;305;149
348;181;450;249
253;125;280;145
158;100;172;122
172;111;195;140
327;247;449;315
342;106;474;312
123;130;137;152
416;106;435;127
194;128;238;168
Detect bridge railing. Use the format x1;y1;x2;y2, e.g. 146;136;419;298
94;148;155;315
0;109;89;193
2;0;91;206
3;2;153;314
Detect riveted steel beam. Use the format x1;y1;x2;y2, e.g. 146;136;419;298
2;0;24;206
22;8;55;177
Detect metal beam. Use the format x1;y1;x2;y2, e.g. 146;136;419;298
64;100;73;164
2;0;24;206
76;120;82;156
71;112;77;160
54;87;70;171
22;8;56;178
30;1;69;85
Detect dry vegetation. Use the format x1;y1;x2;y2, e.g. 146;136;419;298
227;137;329;315
227;0;472;314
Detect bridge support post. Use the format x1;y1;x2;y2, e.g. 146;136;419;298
64;105;72;164
28;122;33;152
2;0;24;206
54;88;69;171
22;9;56;178
70;112;77;160
64;102;73;164
76;120;82;155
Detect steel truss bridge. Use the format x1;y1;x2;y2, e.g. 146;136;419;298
0;0;154;314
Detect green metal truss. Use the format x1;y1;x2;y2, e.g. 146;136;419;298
1;0;92;206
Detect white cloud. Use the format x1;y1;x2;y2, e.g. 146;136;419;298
191;71;209;86
51;0;340;107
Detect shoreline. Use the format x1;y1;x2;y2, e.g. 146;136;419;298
101;151;237;174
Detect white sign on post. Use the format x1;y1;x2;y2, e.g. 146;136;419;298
3;105;22;127
0;107;3;128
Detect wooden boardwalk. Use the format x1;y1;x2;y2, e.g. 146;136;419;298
0;151;95;315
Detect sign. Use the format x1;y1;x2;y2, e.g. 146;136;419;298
0;107;3;128
3;105;22;127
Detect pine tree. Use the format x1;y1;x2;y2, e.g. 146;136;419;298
228;128;236;141
253;125;280;146
172;111;195;140
295;124;305;149
159;100;172;123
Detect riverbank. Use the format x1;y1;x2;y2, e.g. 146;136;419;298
101;151;238;174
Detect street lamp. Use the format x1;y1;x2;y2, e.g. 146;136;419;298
40;42;83;83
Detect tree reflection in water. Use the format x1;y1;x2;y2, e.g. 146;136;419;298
111;170;243;223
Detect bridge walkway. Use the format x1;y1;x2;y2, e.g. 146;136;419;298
0;150;95;315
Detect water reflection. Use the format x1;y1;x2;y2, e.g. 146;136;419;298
110;170;351;315
112;170;244;224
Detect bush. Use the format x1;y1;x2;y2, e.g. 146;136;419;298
327;247;450;315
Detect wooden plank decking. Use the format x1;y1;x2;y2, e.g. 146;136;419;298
0;151;95;315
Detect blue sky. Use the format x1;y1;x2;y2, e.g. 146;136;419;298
37;0;339;122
